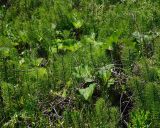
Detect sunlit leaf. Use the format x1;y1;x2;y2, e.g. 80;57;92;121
0;47;10;57
73;20;83;29
108;78;115;88
79;83;96;101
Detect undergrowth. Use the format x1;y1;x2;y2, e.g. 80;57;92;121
0;0;160;127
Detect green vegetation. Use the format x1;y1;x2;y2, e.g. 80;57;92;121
0;0;160;127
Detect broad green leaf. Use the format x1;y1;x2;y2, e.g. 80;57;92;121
19;58;25;65
19;31;28;42
50;46;57;54
79;83;96;101
34;58;43;66
37;68;48;78
73;65;93;82
29;68;48;80
98;65;113;84
62;89;67;98
72;20;83;29
0;47;10;57
108;78;115;88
